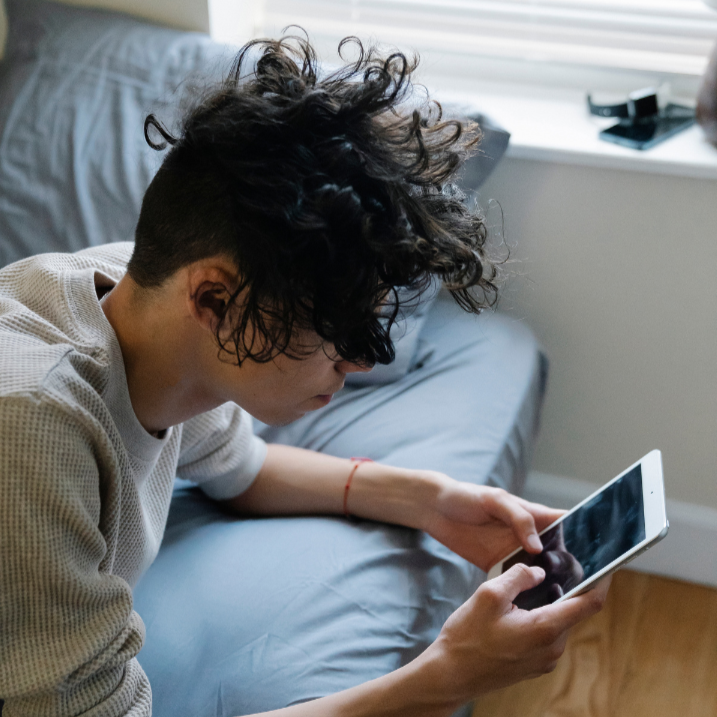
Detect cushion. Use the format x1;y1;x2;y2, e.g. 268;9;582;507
133;290;547;716
344;280;441;387
0;0;229;267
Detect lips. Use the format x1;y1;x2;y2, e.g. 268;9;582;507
313;381;344;406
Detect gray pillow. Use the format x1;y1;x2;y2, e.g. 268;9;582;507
0;0;229;267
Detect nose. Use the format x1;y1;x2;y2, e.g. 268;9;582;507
336;359;374;375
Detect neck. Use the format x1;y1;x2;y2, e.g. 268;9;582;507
101;275;222;435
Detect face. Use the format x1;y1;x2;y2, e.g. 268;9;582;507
217;334;372;425
182;259;373;425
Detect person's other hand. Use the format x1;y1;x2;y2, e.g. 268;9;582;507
419;474;563;572
420;564;612;702
538;524;584;599
505;522;584;607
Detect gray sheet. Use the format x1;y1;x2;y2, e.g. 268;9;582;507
0;0;231;266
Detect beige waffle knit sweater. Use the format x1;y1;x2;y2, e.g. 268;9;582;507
0;243;267;717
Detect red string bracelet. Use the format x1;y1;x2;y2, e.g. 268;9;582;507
343;457;373;518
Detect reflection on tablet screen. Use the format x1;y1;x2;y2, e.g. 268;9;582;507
504;465;646;610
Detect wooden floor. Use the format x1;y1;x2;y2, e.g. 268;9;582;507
471;570;717;717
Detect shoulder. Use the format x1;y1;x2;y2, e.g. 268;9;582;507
0;245;130;402
177;402;267;500
0;242;134;292
0;391;103;525
0;320;110;412
73;241;135;274
0;385;102;449
180;402;253;453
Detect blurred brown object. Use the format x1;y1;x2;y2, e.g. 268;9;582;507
697;41;717;147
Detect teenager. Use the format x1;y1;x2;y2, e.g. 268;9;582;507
0;35;609;717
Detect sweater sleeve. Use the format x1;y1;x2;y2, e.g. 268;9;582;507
177;401;267;501
0;396;151;717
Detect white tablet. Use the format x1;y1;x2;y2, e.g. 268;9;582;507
487;449;669;610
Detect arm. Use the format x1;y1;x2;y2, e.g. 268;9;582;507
0;396;150;717
224;444;436;526
232;566;610;717
224;444;563;572
223;445;611;715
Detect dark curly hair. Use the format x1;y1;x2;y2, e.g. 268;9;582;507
128;33;498;367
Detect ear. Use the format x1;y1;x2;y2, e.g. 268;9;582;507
192;281;231;332
185;261;241;335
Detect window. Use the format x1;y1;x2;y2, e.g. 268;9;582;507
260;1;716;74
248;0;717;93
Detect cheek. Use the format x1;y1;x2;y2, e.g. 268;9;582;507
252;369;313;408
282;353;339;385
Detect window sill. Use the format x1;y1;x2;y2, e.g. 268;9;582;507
438;86;717;181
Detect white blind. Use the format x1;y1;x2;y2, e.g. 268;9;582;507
260;0;717;76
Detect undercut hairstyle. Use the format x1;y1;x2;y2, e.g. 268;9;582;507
128;33;499;367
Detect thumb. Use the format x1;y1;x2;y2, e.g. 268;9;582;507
487;563;546;607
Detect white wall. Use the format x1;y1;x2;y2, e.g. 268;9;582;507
479;158;717;511
0;0;210;59
0;2;7;58
0;0;263;57
52;0;208;32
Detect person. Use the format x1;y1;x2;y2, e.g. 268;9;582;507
0;34;609;717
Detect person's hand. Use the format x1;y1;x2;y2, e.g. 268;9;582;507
419;564;612;703
535;523;584;599
418;473;564;572
505;522;584;608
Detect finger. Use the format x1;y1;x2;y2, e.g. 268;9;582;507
484;563;546;609
587;573;613;600
485;492;543;553
542;550;562;572
514;497;565;530
548;582;565;601
543;550;583;582
534;575;611;630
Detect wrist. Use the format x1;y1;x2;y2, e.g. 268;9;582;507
346;462;447;530
331;649;464;717
402;644;468;716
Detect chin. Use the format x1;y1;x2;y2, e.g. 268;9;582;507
248;407;308;427
242;396;328;426
266;415;303;427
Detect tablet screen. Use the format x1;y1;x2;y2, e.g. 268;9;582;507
504;465;646;610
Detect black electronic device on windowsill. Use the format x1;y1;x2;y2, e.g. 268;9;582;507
587;88;696;151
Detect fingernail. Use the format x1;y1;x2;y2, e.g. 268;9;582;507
528;534;543;551
532;566;546;580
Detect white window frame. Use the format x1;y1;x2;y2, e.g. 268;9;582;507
211;0;717;99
